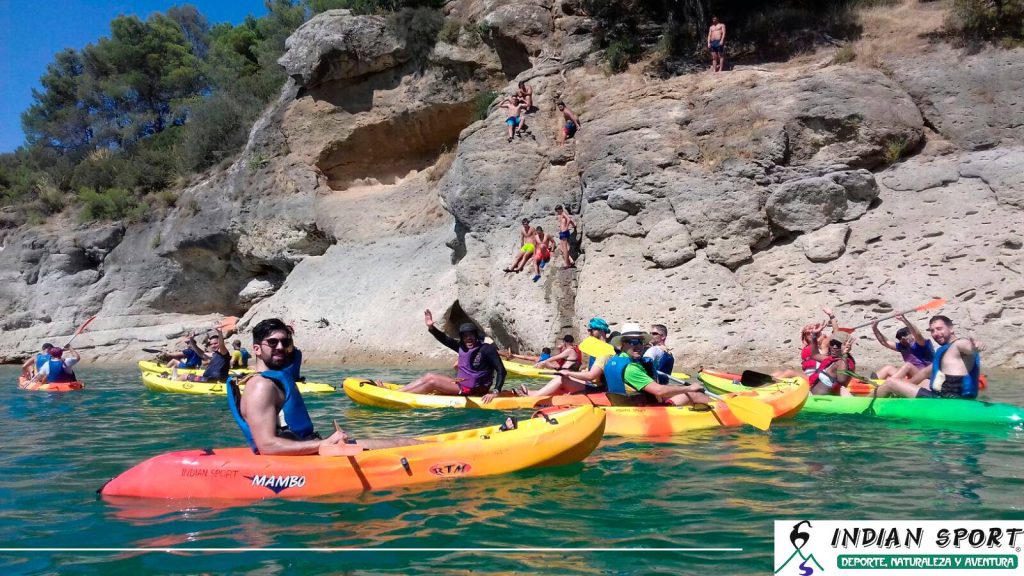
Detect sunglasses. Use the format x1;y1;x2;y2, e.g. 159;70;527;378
622;338;645;346
261;337;294;349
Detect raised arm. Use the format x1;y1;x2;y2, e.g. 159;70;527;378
871;321;897;351
898;314;928;346
424;309;459;352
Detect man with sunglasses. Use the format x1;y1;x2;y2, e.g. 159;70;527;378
606;324;709;406
642;324;675;384
229;318;421;455
804;330;856;395
395;309;507;403
170;327;231;382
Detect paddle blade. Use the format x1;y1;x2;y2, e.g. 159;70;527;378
75;315;97;336
835;326;855;333
579;336;615;359
914;298;946;312
740;370;777;387
218;316;239;332
721;395;774;431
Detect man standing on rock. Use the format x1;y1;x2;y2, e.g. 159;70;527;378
874;315;982;399
396;309;508;403
504;218;535;273
556;101;580;145
708;16;726;72
499;94;528;142
555;205;576;269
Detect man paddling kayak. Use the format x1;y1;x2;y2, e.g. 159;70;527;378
20;343;53;379
874;315;982;399
31;346;80;384
229;318;421;455
395;309;507;403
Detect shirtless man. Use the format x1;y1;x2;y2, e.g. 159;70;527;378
708;16;726;73
556;101;580;145
874;315;983;399
499;94;528;142
504;218;535;273
531;226;556;282
555;205;576;268
516;81;534;111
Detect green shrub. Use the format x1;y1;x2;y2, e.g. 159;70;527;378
946;0;1024;44
605;39;636;74
884;137;908;165
438;19;462;44
156;189;178;208
78;187;145;222
832;44;856;64
472;90;498;122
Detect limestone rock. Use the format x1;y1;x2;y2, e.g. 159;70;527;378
766;170;878;233
238;279;278;307
705;237;753;270
797;224;850;263
279;10;408;87
959;147;1024;210
643;220;695;268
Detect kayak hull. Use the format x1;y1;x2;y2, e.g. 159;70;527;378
142;371;336;395
342;377;624;410
699;370;1024;426
138;360;252;378
99;405;605;500
597;380;808;436
18;375;84;392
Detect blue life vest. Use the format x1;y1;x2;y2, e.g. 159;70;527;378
46;359;74;383
643;351;675;384
181;348;202;369
35;353;50;370
283;348;303;381
603;354;632;395
930;342;981;398
539;352;552;362
227;369;317;454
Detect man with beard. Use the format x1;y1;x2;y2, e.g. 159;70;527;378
228;318;421;455
873;315;983;399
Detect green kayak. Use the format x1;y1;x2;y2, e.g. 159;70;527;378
698;371;1024;427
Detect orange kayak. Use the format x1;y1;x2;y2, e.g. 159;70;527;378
18;375;85;392
99;405;606;500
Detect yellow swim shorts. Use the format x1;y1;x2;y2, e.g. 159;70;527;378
521;243;535;253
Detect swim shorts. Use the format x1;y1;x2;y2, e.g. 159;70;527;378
458;382;491;396
536;248;551;261
916;375;974;399
563;121;577;137
520;242;535;253
558;230;571;240
710;40;723;54
506;117;519;127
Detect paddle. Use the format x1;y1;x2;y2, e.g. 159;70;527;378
739;370;779;387
63;315;97;348
319;420;363;457
836;298;947;333
578;336;615;359
658;371;773;431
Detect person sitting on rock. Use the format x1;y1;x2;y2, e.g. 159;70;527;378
607;324;709;406
171;327;231;382
516;80;534;111
499;94;528;142
643;324;675;384
504;218;536;273
556;101;580;145
535;335;582;371
396;309;508;403
555;205;577;268
31;346;81;384
870;314;933;383
21;342;53;379
531;226;556;283
874;315;983;400
231;338;252;369
519;317;613;397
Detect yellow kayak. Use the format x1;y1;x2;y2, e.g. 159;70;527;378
502;359;690;380
142;371;336;395
535;380;810;436
344;378;627;410
137;360;253;377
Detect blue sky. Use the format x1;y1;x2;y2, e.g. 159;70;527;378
0;0;268;153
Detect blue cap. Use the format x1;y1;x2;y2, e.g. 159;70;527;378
587;317;610;333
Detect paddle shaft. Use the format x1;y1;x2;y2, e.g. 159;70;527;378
657;371;722;400
847;298;946;331
62;315;96;349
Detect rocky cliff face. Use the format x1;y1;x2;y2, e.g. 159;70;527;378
1;2;1022;370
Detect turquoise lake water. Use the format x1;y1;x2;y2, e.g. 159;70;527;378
1;365;1022;575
